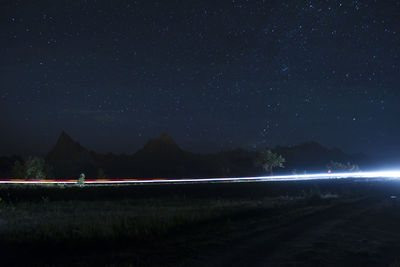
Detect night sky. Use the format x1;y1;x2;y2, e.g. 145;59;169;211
1;0;399;157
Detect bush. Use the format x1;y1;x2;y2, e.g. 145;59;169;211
78;173;86;186
326;161;360;172
12;157;49;179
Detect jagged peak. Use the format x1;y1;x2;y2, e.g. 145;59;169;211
46;131;88;160
53;131;83;148
147;133;177;144
157;133;176;143
57;130;74;143
160;132;171;138
137;133;182;155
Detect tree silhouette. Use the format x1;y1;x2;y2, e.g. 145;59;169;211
12;157;48;179
255;150;285;175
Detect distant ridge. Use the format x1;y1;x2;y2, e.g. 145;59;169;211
36;131;368;178
274;141;355;171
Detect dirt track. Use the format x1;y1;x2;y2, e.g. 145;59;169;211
191;196;400;267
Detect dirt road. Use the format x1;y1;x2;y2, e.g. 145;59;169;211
191;197;400;267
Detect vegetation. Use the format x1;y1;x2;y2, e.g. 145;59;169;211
12;157;50;179
78;173;86;186
0;183;341;259
255;150;285;175
326;161;360;172
0;198;271;244
0;179;388;266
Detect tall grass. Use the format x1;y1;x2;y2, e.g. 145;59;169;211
0;197;281;245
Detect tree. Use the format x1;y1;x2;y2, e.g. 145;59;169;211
326;161;360;172
255;150;285;175
12;157;48;179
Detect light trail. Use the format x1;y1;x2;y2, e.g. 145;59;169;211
1;171;400;184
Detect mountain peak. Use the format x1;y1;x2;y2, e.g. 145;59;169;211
159;132;174;141
46;131;88;160
58;130;74;143
136;133;182;156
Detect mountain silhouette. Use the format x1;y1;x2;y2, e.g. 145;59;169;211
131;133;192;177
37;132;368;179
46;131;90;161
135;133;183;157
46;131;98;178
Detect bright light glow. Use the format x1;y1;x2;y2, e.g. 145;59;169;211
1;171;400;184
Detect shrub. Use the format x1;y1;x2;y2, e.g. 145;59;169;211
12;157;48;179
78;173;86;186
327;161;360;172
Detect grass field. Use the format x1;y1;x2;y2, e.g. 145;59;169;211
0;179;398;266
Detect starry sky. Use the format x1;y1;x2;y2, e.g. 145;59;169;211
0;0;399;157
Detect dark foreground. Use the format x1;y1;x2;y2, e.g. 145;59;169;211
1;179;400;266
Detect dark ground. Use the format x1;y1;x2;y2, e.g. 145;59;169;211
1;179;400;266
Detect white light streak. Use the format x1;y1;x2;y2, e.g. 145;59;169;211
1;171;400;185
